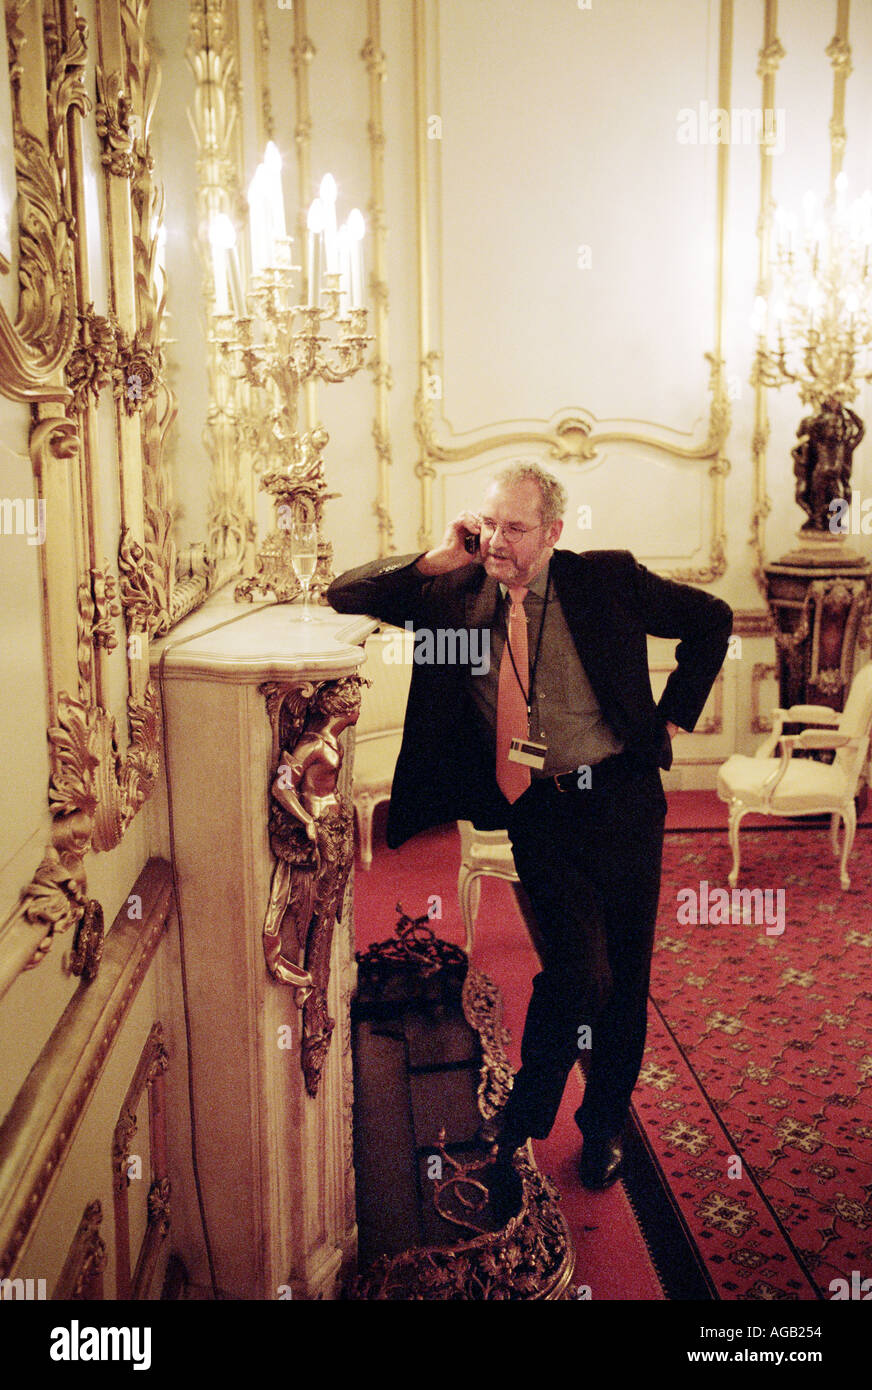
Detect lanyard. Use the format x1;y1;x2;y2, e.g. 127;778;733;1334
503;566;551;716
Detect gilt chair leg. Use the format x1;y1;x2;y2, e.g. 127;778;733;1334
839;804;856;890
727;804;746;887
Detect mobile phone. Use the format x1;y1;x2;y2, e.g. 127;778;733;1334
464;532;480;554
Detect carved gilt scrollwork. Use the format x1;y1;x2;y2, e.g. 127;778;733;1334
44;11;91;184
112;1021;169;1193
186;0;250;579
122;0;181;634
146;1176;171;1237
118;526;158;634
65;304;119;412
18;672;160;967
261;675;363;1097
0;3;171;990
70;899;105;981
95;67;136;179
53;1199;107;1301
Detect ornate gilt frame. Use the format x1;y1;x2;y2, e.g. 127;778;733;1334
111;1019;170;1299
0;0;174;995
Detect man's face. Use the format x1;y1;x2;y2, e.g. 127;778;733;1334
478;481;563;587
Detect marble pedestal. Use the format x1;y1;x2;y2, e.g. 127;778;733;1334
149;593;375;1299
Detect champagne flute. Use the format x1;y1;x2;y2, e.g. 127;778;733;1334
291;519;319;620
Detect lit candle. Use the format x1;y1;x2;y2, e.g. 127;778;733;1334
211;241;229;315
320;173;338;273
210;213;242;316
307;197;324;306
835;170;848;213
248;166;269;276
337;223;351;315
845;288;858;334
347;207;365;306
807;281;822;333
263;141;287;245
774;300;786;350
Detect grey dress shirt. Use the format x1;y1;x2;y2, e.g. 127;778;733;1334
466;559;624;776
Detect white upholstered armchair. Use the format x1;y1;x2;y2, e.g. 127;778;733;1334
717;662;872;889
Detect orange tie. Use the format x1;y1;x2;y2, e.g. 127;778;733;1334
496;586;530;803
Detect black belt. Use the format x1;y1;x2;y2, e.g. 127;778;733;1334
531;750;639;794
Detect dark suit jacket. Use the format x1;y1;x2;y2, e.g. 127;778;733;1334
327;548;733;848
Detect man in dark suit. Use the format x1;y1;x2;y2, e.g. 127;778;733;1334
328;462;732;1218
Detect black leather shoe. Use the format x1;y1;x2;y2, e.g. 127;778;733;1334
579;1133;623;1190
483;1155;524;1226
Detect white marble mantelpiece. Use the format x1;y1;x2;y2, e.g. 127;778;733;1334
149;588;376;1300
152;589;376;684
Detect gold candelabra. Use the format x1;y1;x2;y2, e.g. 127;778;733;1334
752;175;872;537
208;150;370;604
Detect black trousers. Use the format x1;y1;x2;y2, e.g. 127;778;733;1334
495;751;667;1146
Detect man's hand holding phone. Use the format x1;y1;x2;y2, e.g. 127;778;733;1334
415;512;482;575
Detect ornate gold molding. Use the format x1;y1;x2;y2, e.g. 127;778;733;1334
118;525;158;634
0;3;79;404
95;65;136;179
112;1020;170;1298
252;0;274;147
53;1198;107;1300
827;3;852;180
362;0;394;557
65;304;118;412
0;861;174;1279
70;899;105;981
44;8;90;184
123;0;181;636
749;0;781;594
751;661;777;733
16;673;160;973
187;0;250;578
112;1022;168;1197
0;3;165;998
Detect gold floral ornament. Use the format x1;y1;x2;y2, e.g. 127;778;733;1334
118;528;159;634
65;305;120;413
114;330;162;416
95;67;136;180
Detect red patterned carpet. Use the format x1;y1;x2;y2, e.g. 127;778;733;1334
353;796;872;1299
638;824;872;1300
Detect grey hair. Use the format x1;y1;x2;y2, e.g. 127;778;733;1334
491;460;568;528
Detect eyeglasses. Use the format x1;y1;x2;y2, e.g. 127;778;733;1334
479;518;543;542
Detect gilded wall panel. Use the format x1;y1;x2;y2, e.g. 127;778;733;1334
0;0;172;996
